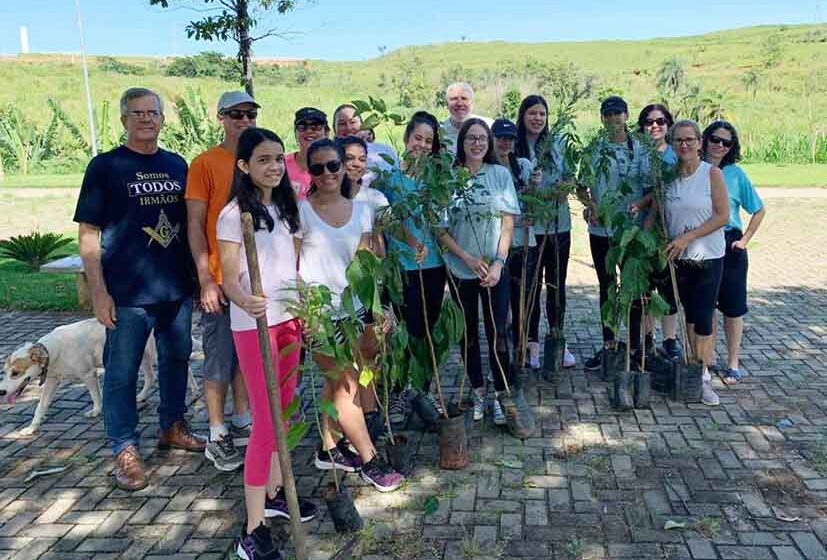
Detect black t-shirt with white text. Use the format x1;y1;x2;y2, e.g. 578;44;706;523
73;145;194;306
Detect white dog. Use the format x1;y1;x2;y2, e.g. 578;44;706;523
1;318;201;435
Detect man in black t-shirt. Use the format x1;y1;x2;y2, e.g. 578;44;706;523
74;87;205;491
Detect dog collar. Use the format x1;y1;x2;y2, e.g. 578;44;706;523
32;343;50;386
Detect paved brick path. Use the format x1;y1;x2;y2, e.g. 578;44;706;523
1;195;826;560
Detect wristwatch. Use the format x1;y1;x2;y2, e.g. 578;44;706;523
492;256;506;266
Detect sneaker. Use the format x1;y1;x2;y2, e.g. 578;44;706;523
662;338;682;361
236;522;282;560
388;388;412;425
527;342;541;369
336;439;364;470
562;347;576;368
423;392;445;416
720;367;742;385
701;381;720;406
264;487;318;522
205;435;244;472
472;388;485;421
584;349;605;371
360;455;404;492
229;423;252;447
314;446;361;473
492;398;506;426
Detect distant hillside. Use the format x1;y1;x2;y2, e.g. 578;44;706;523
1;23;825;161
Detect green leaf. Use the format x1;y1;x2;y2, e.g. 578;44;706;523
351;99;371;115
423;495;439;516
286;421;309;452
319;399;339;422
358;366;375;388
620;225;640;249
360;114;381;131
648;291;672;318
282;394;300;421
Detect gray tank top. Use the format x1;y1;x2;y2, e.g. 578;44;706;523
664;161;725;261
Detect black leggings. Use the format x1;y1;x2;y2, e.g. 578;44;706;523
507;246;539;346
530;232;571;336
448;272;513;392
589;234;642;348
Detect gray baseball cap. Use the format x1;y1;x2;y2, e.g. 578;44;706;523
217;91;260;113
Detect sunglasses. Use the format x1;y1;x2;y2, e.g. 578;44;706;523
308;160;342;176
709;135;733;148
223;109;258;120
296;123;325;133
644;117;668;127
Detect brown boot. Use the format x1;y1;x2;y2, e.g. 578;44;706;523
113;445;148;491
158;420;207;452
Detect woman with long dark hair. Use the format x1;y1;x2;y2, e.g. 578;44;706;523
382;111;447;422
515;94;576;369
702;120;765;384
296;138;404;492
217;128;316;559
663;120;730;406
439;119;521;428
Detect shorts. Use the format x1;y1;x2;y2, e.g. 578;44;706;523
716;229;749;318
201;305;239;384
675;257;723;337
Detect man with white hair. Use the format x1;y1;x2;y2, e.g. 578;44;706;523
441;82;493;154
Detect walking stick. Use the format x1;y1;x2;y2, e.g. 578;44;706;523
240;212;308;560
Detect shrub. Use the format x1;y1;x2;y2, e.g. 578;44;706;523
98;56;145;75
165;51;239;81
0;232;73;271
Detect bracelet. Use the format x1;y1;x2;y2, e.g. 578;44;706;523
492;256;506;266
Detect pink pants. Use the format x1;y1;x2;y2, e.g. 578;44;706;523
232;318;301;487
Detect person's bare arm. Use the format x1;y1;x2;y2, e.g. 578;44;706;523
736;207;766;249
78;223;116;328
187;199;225;313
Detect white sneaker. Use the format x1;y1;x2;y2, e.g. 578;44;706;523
562;347;576;368
492;398;506;426
527;342;541;369
701;381;720;406
472;389;485;421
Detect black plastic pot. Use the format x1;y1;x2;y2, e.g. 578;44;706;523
543;333;566;378
411;393;440;433
648;354;677;394
323;482;363;533
608;369;634;411
384;434;413;475
500;394;536;439
438;411;469;470
600;342;627;382
633;371;651;408
672;360;704;403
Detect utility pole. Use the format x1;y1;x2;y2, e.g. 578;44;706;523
75;0;98;156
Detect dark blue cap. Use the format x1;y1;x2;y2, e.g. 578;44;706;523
492;118;518;139
600;96;628;115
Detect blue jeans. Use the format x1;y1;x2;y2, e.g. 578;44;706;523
103;298;193;456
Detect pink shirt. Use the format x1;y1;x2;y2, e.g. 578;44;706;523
216;200;298;331
285;152;312;200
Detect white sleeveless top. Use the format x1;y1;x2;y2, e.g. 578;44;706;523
664;161;725;261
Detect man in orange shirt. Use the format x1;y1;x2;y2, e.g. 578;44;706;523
186;91;258;471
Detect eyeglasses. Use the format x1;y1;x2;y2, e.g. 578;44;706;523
464;134;488;145
308;160;342;176
709;135;733;148
223;109;257;120
296;123;325;133
644;117;668;127
672;137;698;146
127;110;161;119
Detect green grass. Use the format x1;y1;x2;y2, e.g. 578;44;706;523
0;173;83;189
741;163;827;187
0;259;78;311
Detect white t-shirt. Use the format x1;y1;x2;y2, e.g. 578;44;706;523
297;199;373;314
353;185;389;216
216;200;298;332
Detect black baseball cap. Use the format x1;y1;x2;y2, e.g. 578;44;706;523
491;118;518;139
294;107;327;126
600;96;629;116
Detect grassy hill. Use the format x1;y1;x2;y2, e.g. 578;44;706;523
0;23;826;165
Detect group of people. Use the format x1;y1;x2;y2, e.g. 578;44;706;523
73;81;764;560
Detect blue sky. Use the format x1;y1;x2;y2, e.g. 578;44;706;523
0;0;823;61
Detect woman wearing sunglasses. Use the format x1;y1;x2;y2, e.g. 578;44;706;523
439;119;522;430
285;107;330;200
702;121;765;385
663;120;730;406
637;104;682;361
296;138;404;492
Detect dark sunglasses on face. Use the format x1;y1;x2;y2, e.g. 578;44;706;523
644;117;668;127
223;109;258;120
308;160;342;176
709;135;733;148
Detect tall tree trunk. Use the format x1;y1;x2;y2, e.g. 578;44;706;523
235;0;254;96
